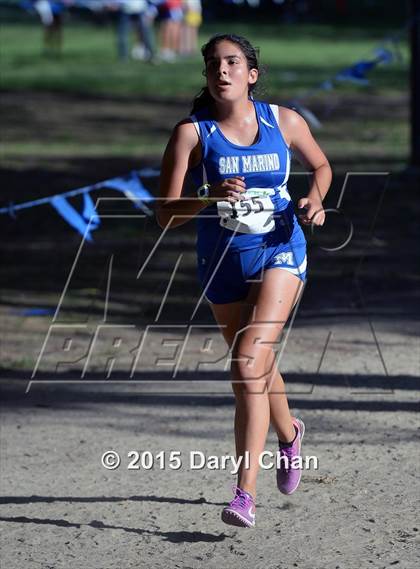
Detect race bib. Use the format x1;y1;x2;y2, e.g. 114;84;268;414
217;188;276;234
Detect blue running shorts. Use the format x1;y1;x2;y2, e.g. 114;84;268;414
197;222;307;305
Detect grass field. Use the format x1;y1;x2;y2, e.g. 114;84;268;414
1;20;410;167
1;21;409;96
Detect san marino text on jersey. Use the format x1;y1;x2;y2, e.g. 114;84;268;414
219;152;280;175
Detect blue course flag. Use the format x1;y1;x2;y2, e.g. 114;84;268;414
51;194;96;242
82;191;100;229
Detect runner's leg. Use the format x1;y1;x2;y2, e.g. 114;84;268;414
210;268;304;498
246;268;304;445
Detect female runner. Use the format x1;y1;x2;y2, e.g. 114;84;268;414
156;34;332;528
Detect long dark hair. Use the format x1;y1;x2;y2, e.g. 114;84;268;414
190;34;260;115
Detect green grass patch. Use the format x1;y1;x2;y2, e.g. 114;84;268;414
0;21;409;97
1;20;410;167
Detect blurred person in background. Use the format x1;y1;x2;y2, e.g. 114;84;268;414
112;0;157;61
157;0;183;61
131;1;159;62
180;0;202;56
31;0;67;56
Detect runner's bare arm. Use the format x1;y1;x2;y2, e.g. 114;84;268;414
279;106;332;225
156;120;206;229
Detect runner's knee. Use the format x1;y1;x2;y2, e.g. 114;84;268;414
230;346;268;389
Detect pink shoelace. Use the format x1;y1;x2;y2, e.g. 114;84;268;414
230;484;252;507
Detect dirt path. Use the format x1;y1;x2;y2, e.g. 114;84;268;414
1;332;419;569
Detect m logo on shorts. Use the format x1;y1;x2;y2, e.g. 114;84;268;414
273;252;293;265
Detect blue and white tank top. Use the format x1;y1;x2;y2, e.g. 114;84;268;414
190;100;297;254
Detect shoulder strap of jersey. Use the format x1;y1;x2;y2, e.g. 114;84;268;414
188;114;208;184
269;104;280;127
190;114;201;141
268;103;291;187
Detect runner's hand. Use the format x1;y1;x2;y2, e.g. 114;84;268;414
298;197;325;226
209;177;247;203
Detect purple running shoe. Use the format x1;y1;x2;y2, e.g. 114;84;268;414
221;485;256;528
276;417;305;495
